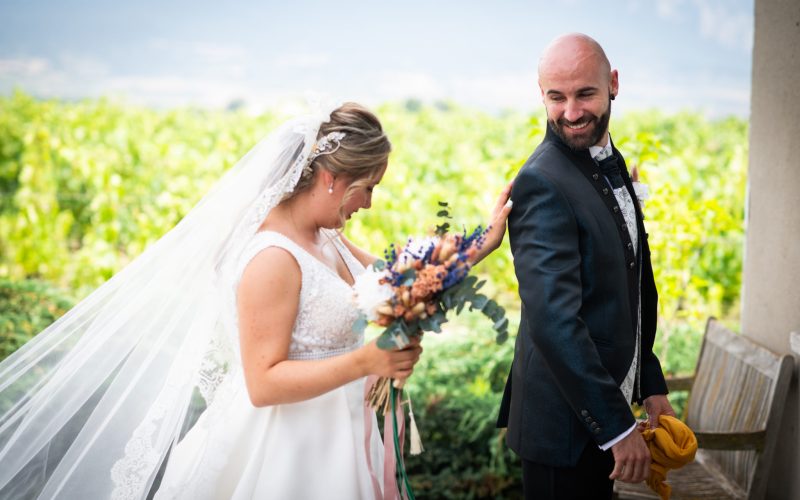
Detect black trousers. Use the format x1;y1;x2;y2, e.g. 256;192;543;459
521;441;615;500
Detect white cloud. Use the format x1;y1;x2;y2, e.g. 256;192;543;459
191;42;248;61
620;71;750;116
375;71;445;101
0;56;73;96
694;0;753;52
0;54;113;98
655;0;687;20
0;57;50;77
0;54;748;117
147;39;248;62
370;71;539;112
274;53;333;70
142;39;250;79
449;73;539;112
57;53;110;79
103;75;251;108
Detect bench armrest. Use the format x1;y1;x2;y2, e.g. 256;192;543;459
665;375;694;392
694;430;766;451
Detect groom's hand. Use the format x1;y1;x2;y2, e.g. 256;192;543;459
609;429;651;483
643;394;677;429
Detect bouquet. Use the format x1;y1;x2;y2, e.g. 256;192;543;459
352;202;509;499
352;202;509;412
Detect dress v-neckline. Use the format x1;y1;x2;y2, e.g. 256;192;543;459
256;230;357;288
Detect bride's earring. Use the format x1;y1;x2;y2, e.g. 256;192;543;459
328;183;334;194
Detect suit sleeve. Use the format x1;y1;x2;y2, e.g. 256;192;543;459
637;239;668;401
509;167;636;445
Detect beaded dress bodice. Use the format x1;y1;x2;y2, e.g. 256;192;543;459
233;229;365;360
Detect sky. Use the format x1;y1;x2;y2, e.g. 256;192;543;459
0;0;754;117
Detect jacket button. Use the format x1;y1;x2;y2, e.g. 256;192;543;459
627;242;633;250
590;422;599;429
621;223;627;230
592;173;599;180
581;410;589;417
585;417;592;423
593;428;602;434
629;261;635;269
603;188;609;195
613;206;619;213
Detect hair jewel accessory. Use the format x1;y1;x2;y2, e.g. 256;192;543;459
309;131;346;162
303;131;346;179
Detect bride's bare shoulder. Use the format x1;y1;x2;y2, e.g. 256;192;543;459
238;247;301;305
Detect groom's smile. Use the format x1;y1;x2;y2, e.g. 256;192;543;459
549;105;610;151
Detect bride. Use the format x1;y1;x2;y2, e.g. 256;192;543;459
0;102;511;499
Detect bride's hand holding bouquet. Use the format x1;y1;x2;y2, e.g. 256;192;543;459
356;334;423;382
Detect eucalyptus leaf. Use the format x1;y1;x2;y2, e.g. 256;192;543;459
482;302;498;317
442;293;454;309
401;268;416;286
352;314;368;334
462;275;478;288
492;305;506;322
431;311;447;325
420;316;442;333
470;294;489;310
496;330;509;344
377;331;399;350
377;327;411;350
494;317;509;332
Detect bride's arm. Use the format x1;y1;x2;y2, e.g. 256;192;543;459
237;247;421;407
340;182;513;269
469;182;513;265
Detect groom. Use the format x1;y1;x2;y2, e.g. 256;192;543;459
497;33;675;499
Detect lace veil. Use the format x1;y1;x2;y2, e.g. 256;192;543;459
0;106;338;499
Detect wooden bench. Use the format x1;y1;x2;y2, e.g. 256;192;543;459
614;318;795;499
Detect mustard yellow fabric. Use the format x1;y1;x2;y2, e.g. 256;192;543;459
640;415;698;499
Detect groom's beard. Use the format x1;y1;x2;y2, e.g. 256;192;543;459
547;99;612;151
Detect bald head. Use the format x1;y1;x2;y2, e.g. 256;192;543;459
538;33;611;84
536;33;618;150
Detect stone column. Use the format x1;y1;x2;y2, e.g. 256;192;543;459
742;0;800;497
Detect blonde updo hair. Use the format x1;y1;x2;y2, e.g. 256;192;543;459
289;102;391;221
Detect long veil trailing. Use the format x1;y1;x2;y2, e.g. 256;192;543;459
0;109;334;499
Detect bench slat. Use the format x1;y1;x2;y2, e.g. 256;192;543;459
694;431;766;451
616;319;795;500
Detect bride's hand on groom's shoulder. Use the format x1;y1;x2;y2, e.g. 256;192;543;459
472;182;513;265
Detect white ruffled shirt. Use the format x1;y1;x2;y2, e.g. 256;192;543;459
589;136;641;450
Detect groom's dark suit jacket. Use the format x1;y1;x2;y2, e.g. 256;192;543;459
497;126;668;467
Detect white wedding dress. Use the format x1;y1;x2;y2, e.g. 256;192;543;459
154;229;385;500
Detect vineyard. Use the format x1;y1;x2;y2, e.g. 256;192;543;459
0;91;747;496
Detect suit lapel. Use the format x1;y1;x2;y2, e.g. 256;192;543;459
544;128;636;261
543;127;641;332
